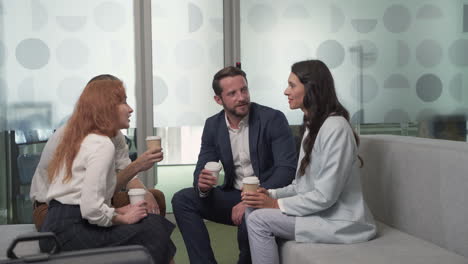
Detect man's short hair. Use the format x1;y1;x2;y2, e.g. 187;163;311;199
212;66;247;96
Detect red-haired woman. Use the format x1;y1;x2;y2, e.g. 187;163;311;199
40;79;176;264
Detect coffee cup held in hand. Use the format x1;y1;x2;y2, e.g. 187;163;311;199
242;176;260;192
146;136;161;150
204;161;222;184
128;188;146;205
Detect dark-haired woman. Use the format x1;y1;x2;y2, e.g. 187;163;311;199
242;60;376;264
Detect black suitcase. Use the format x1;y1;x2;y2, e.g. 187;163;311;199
1;232;154;264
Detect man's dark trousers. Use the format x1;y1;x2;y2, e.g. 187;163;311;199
172;186;251;264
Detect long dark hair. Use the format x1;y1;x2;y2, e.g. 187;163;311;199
292;60;362;176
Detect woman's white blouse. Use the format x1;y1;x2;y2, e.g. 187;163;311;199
46;134;117;227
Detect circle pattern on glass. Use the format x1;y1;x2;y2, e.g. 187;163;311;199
17;77;35;101
247;4;277;33
397;40;410;67
449;73;463;103
416;74;443;102
351;19;378;33
350;74;379;103
188;3;203;33
57;77;86;105
56;38;90;70
316;40;345;69
384;109;410;123
16;38;50;69
175;77;191;105
283;4;309;19
330;4;345;33
175;40;204;69
0;41;5;68
416;39;442;68
94;1;126;32
153;75;168;105
449;39;468;67
350;40;378;68
31;0;48;31
383;5;411;33
416;4;443;20
384;74;410;89
56;16;87;32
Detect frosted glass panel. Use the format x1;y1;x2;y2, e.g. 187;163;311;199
152;0;224;127
240;0;468;127
0;0;136;224
151;0;224;165
0;0;136;131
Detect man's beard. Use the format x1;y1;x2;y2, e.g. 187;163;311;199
225;102;250;118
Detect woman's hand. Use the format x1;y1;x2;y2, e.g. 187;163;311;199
134;148;164;173
256;187;269;195
241;188;279;209
119;200;148;225
115;204;131;215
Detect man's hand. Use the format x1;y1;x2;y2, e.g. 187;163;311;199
134;148;163;173
198;169;217;193
231;202;247;226
144;191;160;215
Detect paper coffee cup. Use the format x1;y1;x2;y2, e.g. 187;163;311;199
146;136;161;150
204;161;222;181
128;188;146;205
242;176;260;192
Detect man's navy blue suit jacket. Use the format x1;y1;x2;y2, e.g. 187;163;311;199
193;102;297;191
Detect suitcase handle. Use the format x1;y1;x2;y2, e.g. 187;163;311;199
7;232;61;259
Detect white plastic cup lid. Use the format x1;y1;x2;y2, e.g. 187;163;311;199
205;161;222;171
146;136;161;141
128;188;146;195
242;176;259;184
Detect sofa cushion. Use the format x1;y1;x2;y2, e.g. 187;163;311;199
279;222;468;264
359;135;468;258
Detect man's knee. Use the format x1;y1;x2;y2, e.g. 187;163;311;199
171;187;196;211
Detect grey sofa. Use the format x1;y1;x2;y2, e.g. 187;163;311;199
279;135;468;264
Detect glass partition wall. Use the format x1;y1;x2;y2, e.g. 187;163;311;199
0;0;137;223
151;0;225;212
2;0;467;223
241;0;468;141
